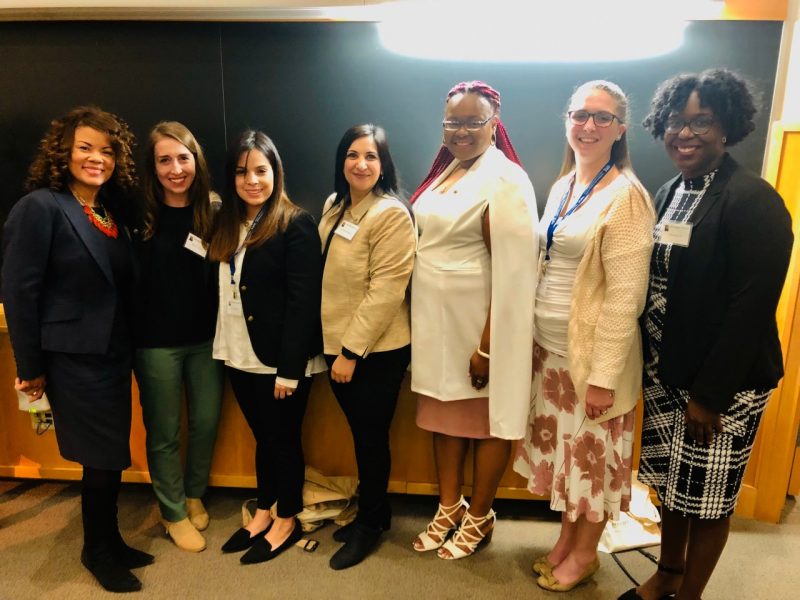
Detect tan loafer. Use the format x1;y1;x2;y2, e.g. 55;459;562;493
186;498;209;531
163;518;206;552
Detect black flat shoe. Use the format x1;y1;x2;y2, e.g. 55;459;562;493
240;519;302;565
329;522;383;570
221;523;272;553
617;589;675;600
81;546;142;593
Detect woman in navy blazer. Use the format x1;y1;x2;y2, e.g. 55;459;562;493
2;106;151;593
622;70;793;600
208;130;322;565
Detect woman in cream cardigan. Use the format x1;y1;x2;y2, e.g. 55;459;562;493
319;124;416;570
514;80;655;592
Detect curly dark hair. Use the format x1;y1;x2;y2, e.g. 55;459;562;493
642;69;757;146
25;105;137;194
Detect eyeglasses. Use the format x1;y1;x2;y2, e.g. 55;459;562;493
442;114;495;132
567;110;621;128
665;115;715;135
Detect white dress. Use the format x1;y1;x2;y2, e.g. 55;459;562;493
411;146;539;440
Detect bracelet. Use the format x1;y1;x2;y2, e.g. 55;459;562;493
476;347;490;359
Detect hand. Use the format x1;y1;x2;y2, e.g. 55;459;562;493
469;351;489;390
685;397;723;446
585;384;614;419
15;375;46;401
330;355;357;384
274;382;296;400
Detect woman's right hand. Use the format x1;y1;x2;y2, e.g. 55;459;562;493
330;355;357;384
469;351;489;390
15;375;46;400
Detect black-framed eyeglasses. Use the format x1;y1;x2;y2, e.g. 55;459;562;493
442;114;495;132
567;110;621;128
665;115;715;135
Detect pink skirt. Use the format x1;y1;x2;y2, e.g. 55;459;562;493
416;394;491;439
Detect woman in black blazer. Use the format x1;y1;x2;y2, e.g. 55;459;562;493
621;70;793;600
2;106;151;593
207;130;322;565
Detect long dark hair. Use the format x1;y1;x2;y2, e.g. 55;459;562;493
331;123;398;208
141;121;214;241
207;130;300;262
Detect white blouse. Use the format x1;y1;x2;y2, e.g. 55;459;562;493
212;223;324;386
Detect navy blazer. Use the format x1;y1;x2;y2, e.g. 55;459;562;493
649;155;793;413
2;188;133;380
237;210;322;381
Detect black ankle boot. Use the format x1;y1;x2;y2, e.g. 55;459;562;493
82;485;142;592
334;503;391;544
329;521;383;570
81;544;142;593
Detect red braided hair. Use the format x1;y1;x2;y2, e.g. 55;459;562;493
409;81;523;204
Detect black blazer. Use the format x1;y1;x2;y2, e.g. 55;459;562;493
237;210;322;381
2;188;134;380
649;155;793;413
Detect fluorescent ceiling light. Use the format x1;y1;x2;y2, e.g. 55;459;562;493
377;0;689;63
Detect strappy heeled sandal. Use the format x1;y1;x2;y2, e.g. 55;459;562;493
413;496;469;552
436;508;496;560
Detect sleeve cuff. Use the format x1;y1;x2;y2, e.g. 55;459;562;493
275;376;298;389
341;346;361;360
586;372;618;391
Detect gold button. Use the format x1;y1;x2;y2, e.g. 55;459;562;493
240;285;247;291
247;315;254;322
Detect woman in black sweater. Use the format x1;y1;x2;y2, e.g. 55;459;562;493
134;121;223;553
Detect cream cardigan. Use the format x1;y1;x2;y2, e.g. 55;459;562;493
561;172;655;424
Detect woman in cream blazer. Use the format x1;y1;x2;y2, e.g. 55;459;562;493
319;124;416;571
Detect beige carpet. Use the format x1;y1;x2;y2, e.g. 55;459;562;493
1;479;798;600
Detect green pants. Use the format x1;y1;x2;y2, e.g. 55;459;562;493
135;340;224;522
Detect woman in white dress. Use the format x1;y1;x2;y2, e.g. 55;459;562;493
410;80;539;560
513;80;654;592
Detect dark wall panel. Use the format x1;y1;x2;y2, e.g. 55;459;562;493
0;19;783;222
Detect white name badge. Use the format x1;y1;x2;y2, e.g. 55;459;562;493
334;221;359;241
226;298;243;316
660;221;692;247
184;232;208;257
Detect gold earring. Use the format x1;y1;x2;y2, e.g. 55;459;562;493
491;133;497;145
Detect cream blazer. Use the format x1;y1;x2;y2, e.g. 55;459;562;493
411;146;539;440
319;191;416;357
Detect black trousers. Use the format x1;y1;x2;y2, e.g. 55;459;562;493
227;368;311;517
325;345;410;528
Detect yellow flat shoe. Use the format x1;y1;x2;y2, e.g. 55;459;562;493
536;557;599;592
532;554;555;575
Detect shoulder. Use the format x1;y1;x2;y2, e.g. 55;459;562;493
288;207;317;231
492;153;534;190
7;188;62;222
721;164;791;232
321;192;337;216
725;163;782;203
370;194;412;217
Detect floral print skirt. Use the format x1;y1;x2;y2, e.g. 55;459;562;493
513;343;636;523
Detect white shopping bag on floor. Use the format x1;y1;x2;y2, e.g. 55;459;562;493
598;476;661;553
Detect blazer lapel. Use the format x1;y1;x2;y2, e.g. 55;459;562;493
686;154;736;228
55;190;115;285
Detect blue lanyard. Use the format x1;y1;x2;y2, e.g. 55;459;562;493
545;160;614;261
229;205;268;285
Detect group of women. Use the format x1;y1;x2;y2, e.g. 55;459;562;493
2;68;793;599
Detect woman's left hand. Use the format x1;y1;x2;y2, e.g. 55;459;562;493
469;351;489;390
585;384;614;419
274;382;296;400
330;354;357;384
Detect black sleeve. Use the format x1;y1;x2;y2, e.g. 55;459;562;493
1;192;54;379
277;211;322;380
690;180;794;411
